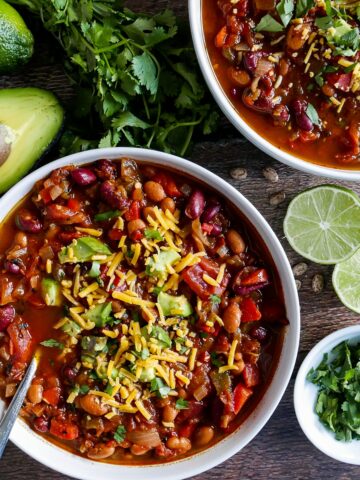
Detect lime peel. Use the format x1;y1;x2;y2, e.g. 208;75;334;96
333;249;360;314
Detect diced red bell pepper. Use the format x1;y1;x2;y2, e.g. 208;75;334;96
39;187;53;204
58;231;82;245
241;268;269;286
124;200;140;221
242;364;260;388
182;264;212;299
240;297;261;322
199;257;220;278
7;319;32;363
108;228;124;241
152;172;182;198
215;25;228;48
50;417;79;440
326;72;352;92
67;198;81;212
43;387;61;406
233;383;253;415
201;223;214;235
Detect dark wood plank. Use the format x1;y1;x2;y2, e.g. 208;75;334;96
1;0;360;479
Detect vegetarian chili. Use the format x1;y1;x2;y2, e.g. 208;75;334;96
203;0;360;168
0;157;287;463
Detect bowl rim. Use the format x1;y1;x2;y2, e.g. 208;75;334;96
188;0;360;181
1;147;300;480
294;325;360;464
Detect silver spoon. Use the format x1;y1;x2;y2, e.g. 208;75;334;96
0;357;37;458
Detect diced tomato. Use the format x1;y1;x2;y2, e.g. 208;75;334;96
240;297;261;322
50;417;79;440
39;187;53;204
131;230;144;242
7;319;32;363
241;268;269;286
242;364;260;388
215;334;231;353
199;257;220;278
152;172;182;198
233;383;253;415
124;201;140;221
326;72;352;92
43;387;61;406
58;231;82;245
201;223;214;234
182;264;212;299
67;198;81;211
215;26;228;48
108;228;124;241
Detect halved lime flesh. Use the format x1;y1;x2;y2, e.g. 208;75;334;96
284;185;360;265
333;249;360;313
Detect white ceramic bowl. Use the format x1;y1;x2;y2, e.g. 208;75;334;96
189;0;360;181
294;325;360;464
0;147;300;479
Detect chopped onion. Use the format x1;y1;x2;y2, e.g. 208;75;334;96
194;383;210;401
0;278;14;305
43;179;54;188
49;185;63;201
127;429;161;448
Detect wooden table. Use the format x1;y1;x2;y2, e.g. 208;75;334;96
1;1;360;479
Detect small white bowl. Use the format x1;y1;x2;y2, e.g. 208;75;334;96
0;147;300;480
294;325;360;464
189;0;360;181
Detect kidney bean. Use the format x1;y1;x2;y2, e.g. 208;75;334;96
201;202;221;223
71;168;97;186
4;260;21;274
291;99;306;116
243;52;262;73
296;113;313;132
15;209;42;233
185;190;205;219
63;366;77;382
250;325;268;343
33;417;49;433
211;224;222;236
223;302;241;333
0;305;15;332
94;159;117;180
100;181;130;210
144;181;166;202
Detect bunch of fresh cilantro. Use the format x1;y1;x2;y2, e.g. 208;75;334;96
10;0;218;156
307;341;360;442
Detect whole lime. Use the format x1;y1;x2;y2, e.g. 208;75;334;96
0;0;34;73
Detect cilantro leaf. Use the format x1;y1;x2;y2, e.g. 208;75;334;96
150;377;170;398
79;384;90;394
295;0;315;17
255;14;284;32
114;425;126;443
306;103;321;127
175;398;189;410
276;0;294;27
210;294;221;304
145;229;163;241
132;52;158;95
40;339;64;350
210;352;225;368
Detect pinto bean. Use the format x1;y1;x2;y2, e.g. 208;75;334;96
71;168;97;186
144;181;166;202
87;444;115;460
27;384;43;404
14;232;27;247
223;302;241;333
79;394;109;416
185;190;205;219
226;229;246;254
166;436;191;451
194;426;215;447
15;209;42;233
143;206;157;221
130;444;151;456
128;219;146;238
162;404;178;423
160;197;176;214
229;68;251;87
279;58;289;76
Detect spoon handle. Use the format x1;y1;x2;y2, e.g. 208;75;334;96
0;357;37;459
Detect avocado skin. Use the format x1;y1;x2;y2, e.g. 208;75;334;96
0;87;64;193
0;0;34;73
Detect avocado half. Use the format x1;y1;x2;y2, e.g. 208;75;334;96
0;87;64;193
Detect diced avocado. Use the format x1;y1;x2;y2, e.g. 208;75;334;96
83;302;113;327
59;237;111;264
158;291;192;317
88;261;101;278
41;278;63;307
0;0;33;74
81;336;107;353
0;88;64;193
61;319;82;337
141;325;172;348
146;249;180;278
139;367;156;382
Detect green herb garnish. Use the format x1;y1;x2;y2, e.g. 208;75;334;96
175;398;189;410
306;103;321;127
94;210;121;222
255;14;284;32
210;352;225;368
295;0;315;17
40;339;64;350
114;425;127;443
276;0;294;27
150;377;171;398
307;341;360;441
210;294;221;305
144;229;163;241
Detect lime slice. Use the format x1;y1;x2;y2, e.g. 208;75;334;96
333;249;360;313
284;185;360;264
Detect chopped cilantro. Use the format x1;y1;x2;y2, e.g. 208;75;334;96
150;377;171;398
152;286;163;296
40;339;64;350
94;210;121;222
210;294;221;305
145;229;163;241
114;425;127;443
276;0;294;27
79;384;90;394
295;0;314;17
175;398;189;410
306;103;321;127
255;14;284;32
210;352;225;368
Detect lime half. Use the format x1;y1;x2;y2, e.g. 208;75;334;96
284;185;360;265
333;249;360;313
